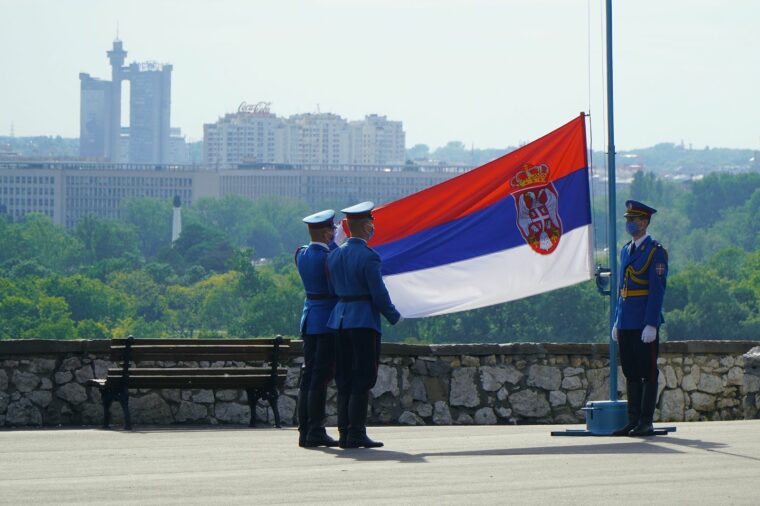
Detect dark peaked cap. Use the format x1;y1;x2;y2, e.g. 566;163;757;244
624;200;657;218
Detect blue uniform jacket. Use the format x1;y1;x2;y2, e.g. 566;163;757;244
614;236;668;330
326;237;401;332
295;242;337;335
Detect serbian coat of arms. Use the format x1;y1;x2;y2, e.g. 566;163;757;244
511;163;562;255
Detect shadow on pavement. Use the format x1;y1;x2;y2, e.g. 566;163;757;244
309;446;428;463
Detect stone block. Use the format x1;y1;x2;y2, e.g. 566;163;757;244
690;392;716;412
29;358;57;374
26;390;53;408
455;412;474;425
277;394;296;425
415;402;433;418
549;390;566;407
563;367;584;377
5;398;42;426
410;358;427;375
81;403;104;425
215;390;239;402
567;390;586;409
474;407;497;425
698;373;724;394
664;366;678;389
54;371;73;385
744;373;760;393
480;366;509;392
450;367;478;407
92;359;110;379
371;364;399;398
659;389;685;422
74;365;94;383
561;376;582;390
461;355;480;367
215;402;249;424
285;367;301;389
11;370;40;393
424;377;447;402
510;389;550;418
398;411;424;425
527;365;561;391
682;365;700;391
726;367;743;386
410;376;427;402
427;359;453;377
55;382;88;405
60;357;82;371
191;389;214;404
432;401;452;425
0;370;7;391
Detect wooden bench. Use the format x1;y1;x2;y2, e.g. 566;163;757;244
87;335;290;430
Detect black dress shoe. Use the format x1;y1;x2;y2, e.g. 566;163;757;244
628;422;655;437
612;421;638;437
304;428;340;448
343;429;383;448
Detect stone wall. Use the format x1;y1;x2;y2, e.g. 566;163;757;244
1;340;759;428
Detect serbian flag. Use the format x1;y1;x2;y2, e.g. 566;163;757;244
367;114;593;318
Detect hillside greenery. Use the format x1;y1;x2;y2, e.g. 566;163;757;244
1;171;760;343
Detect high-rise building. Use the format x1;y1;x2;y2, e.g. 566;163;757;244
203;103;291;167
350;114;405;165
78;74;111;159
126;61;173;164
79;40;182;164
203;106;405;168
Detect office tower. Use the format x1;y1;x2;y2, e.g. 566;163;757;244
127;61;173;164
79;40;179;164
79;73;111;158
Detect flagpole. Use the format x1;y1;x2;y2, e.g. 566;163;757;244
605;0;618;402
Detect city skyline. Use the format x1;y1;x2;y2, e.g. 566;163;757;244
1;0;759;151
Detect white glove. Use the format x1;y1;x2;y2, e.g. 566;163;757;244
611;327;618;342
641;325;657;343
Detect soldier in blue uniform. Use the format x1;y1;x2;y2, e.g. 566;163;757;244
295;209;340;448
612;200;668;437
327;201;401;448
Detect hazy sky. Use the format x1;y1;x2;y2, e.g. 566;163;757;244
1;0;758;150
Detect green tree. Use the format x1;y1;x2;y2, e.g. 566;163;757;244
122;197;173;259
74;215;141;263
41;275;132;325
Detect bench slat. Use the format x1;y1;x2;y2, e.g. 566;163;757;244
97;376;285;389
106;367;286;376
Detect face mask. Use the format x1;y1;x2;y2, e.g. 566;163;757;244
625;221;639;236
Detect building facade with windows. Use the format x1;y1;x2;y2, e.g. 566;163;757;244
0;162;465;228
203;106;406;169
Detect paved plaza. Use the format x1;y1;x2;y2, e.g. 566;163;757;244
1;421;759;505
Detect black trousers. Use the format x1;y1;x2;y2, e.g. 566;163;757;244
299;332;336;392
335;328;381;395
618;328;659;382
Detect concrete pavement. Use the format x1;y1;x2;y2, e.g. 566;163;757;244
1;421;759;505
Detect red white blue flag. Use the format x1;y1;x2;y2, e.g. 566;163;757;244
368;114;593;318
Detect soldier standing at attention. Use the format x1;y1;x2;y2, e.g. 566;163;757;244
327;201;401;448
295;209;339;448
612;200;668;437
